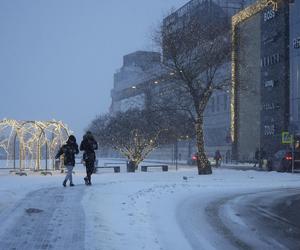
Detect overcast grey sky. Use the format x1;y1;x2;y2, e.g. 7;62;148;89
0;0;188;138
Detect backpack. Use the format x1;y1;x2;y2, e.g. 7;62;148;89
63;144;75;165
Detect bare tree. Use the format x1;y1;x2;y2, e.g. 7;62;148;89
88;108;193;171
154;7;232;174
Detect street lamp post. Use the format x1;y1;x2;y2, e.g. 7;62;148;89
175;139;178;171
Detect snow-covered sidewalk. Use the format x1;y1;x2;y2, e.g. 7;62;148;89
0;165;300;250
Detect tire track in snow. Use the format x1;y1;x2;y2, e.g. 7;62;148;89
206;188;300;250
219;188;300;250
0;186;85;250
177;188;300;250
177;194;246;250
205;196;252;250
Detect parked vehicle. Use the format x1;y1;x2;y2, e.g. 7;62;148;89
271;149;300;172
187;153;198;165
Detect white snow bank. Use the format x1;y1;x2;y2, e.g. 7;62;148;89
0;162;300;250
82;169;300;250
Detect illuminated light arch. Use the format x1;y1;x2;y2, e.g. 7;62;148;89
0;119;71;171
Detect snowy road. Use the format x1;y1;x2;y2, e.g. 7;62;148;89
219;188;300;249
0;167;300;250
177;188;300;250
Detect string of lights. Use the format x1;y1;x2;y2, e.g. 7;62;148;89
0;119;71;171
230;0;290;148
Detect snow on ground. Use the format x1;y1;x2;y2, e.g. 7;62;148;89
0;159;300;250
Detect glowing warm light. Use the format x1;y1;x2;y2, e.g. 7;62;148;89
0;119;71;170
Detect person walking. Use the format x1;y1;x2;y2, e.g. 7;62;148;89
80;131;98;185
260;148;267;169
254;148;260;167
214;150;222;167
55;135;79;187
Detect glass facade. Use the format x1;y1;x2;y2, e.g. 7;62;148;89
290;1;300;133
260;4;290;156
232;1;290;160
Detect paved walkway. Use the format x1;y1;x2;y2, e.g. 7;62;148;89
0;185;85;250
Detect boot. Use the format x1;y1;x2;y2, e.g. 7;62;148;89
84;177;88;185
63;180;67;187
70;183;75;187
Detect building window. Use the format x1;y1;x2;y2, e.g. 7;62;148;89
264;124;275;136
293;37;300;49
261;53;280;67
263;9;276;22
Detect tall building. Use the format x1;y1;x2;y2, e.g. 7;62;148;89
110;0;255;162
110;51;162;114
289;0;300;133
231;0;296;161
163;0;250;159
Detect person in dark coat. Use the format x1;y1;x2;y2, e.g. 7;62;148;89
260;147;267;169
80;131;98;185
254;148;260;167
55;135;79;187
214;150;222;167
254;147;266;168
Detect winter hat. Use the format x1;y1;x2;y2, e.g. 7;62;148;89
85;131;93;139
67;135;76;143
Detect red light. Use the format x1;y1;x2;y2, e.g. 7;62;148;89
286;156;292;161
192;156;197;160
285;153;292;161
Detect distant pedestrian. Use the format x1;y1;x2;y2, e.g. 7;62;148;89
214;150;222;167
225;150;231;163
254;148;260;167
55;135;79;187
80;131;98;185
260;148;266;169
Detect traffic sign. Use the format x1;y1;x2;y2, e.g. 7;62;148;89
282;132;293;144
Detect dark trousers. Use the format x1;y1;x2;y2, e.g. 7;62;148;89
85;160;95;183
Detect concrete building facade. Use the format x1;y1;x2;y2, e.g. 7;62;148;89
110;51;162;114
232;0;294;161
